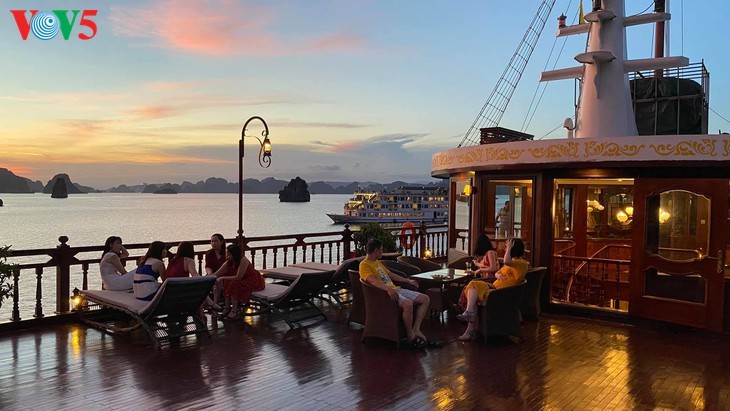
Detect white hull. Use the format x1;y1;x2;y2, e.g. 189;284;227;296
327;213;446;224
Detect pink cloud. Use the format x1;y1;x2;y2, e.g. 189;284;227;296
110;0;365;56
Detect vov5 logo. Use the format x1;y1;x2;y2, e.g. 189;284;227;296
11;10;98;40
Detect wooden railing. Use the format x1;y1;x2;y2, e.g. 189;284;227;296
552;253;631;310
1;223;448;325
387;223;448;258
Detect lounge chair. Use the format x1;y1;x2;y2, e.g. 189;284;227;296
251;270;333;329
477;280;527;341
521;267;547;321
80;276;216;350
397;256;441;273
360;278;407;348
318;257;363;307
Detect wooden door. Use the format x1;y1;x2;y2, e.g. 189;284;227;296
630;179;728;331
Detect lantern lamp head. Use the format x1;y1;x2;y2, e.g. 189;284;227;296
462;184;472;197
71;287;83;311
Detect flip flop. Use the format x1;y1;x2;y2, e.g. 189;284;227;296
426;340;444;348
411;336;427;349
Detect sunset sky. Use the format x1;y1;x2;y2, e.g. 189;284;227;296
2;0;729;189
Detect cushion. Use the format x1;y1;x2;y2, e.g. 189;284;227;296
251;283;289;301
82;289;153;315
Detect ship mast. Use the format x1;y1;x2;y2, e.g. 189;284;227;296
540;0;688;138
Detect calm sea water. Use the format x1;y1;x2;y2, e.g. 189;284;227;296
0;193;352;249
0;193;467;319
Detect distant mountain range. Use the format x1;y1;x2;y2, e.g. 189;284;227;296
0;168;447;194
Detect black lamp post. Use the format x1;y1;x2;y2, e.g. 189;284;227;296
238;116;272;244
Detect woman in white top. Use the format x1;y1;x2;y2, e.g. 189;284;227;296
99;236;135;291
133;241;167;301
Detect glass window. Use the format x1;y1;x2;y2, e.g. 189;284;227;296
645;190;710;261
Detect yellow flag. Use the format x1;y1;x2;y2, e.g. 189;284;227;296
579;0;585;24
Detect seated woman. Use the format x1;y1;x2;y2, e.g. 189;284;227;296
205;234;226;276
469;234;499;278
99;236;135;291
213;244;265;320
133;241;167;301
163;241;219;323
163;241;197;280
205;234;227;306
457;238;528;341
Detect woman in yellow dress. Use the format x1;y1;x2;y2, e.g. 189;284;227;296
457;238;528;341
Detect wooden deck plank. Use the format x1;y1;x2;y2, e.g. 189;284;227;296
1;305;730;410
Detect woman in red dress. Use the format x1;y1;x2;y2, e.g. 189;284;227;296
214;244;265;319
204;234;227;307
163;241;197;280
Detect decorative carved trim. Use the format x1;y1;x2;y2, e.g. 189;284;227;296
456;148;484;164
723;139;730;156
528;142;579;159
486;147;524;161
649;139;716;156
584;141;645;157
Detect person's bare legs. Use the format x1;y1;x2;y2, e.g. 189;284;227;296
401;299;415;341
212;284;220;305
412;294;430;341
229;297;240;318
221;295;231;316
458;288;479;340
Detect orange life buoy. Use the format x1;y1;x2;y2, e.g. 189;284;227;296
400;222;417;250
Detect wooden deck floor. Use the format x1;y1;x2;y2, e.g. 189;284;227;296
2;305;730;410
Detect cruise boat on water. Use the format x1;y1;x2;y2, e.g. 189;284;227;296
327;186;448;224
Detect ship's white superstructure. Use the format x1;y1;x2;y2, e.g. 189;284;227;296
327;186;448;224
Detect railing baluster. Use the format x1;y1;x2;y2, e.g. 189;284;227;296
262;249;268;269
250;249;257;267
284;247;289;267
82;262;89;290
34;267;44;318
336;243;341;264
12;267;20;322
197;253;203;275
615;262;622;309
311;244;316;262
273;248;279;268
319;244;324;263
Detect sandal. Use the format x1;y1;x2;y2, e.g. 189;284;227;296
411;336;427;349
456;310;474;323
226;311;239;320
426;340;444;349
457;331;476;342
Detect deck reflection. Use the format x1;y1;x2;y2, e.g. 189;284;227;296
1;307;729;410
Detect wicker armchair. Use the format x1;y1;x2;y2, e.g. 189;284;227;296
360;279;407;348
381;260;421;277
521;267;547;321
347;269;366;326
397;256;441;273
477;280;526;341
447;256;473;270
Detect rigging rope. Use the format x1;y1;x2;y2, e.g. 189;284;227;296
710;108;730;124
520;0;574;132
627;2;654;18
523;5;581;133
538;119;572;139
